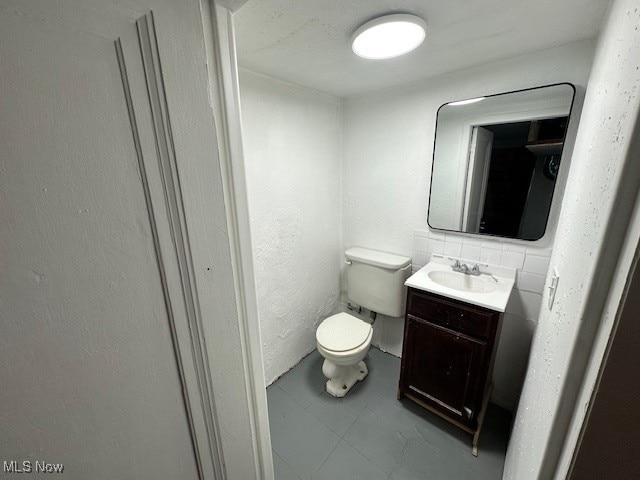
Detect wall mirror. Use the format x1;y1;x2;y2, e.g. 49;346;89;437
428;83;576;240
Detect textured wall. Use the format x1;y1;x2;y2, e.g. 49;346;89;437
239;70;343;384
341;40;596;410
504;0;640;477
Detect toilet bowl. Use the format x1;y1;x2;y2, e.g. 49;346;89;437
316;312;373;397
315;247;410;398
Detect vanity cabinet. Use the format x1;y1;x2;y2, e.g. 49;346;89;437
398;287;502;455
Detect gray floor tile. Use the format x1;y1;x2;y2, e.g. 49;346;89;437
303;349;370;416
312;440;389;480
366;347;402;377
269;347;510;480
363;381;408;420
306;390;366;437
343;408;408;474
300;349;324;367
467;405;511;478
395;399;473;450
272;450;302;480
267;385;341;480
335;349;400;408
277;351;327;408
403;400;508;470
390;437;478;480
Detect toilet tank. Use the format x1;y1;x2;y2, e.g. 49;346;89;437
345;247;412;317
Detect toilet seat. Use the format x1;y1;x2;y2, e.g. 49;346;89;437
316;313;372;352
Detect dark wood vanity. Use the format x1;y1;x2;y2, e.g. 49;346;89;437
398;286;503;456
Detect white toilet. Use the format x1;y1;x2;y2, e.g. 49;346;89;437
315;247;411;397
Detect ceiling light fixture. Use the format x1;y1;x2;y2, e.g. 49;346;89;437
448;97;486;106
351;14;426;60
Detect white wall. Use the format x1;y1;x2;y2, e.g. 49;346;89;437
239;69;343;384
505;0;640;476
342;39;596;409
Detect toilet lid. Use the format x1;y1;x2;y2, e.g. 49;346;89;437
316;313;372;352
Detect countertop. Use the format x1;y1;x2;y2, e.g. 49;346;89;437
405;254;516;312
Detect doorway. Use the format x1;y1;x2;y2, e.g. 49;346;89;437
464;117;569;239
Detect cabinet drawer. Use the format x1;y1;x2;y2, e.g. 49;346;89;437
407;289;493;340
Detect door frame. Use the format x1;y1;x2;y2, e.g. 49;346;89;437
206;4;640;480
462;126;494;232
0;0;272;478
199;2;274;479
208;7;640;480
127;3;274;478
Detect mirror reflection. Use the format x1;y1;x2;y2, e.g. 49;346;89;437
428;83;576;240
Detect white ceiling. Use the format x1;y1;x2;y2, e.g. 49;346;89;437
234;0;610;97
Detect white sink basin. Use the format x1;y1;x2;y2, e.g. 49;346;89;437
427;270;497;294
405;255;516;312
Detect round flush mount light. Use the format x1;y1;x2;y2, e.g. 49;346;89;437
351;14;426;60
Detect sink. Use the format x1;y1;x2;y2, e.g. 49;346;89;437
405;256;516;311
427;270;497;294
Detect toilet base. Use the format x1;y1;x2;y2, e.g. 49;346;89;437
323;360;368;398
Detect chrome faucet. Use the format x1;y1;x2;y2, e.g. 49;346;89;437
452;260;481;276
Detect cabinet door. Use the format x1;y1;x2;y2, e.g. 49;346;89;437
403;315;486;426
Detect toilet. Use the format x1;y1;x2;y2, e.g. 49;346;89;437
316;247;411;397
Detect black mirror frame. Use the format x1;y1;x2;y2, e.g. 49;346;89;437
427;82;577;242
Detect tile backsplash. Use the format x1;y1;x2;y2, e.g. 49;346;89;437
412;229;552;315
412;228;553;408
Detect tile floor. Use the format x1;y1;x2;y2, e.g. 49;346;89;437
267;347;511;480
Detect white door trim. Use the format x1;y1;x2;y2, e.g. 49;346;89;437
114;10;228;479
199;2;274;479
1;0;242;477
129;13;227;478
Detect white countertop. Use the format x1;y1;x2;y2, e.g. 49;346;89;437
405;254;516;312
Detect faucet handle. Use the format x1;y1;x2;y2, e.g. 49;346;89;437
452;260;468;274
470;264;481;276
